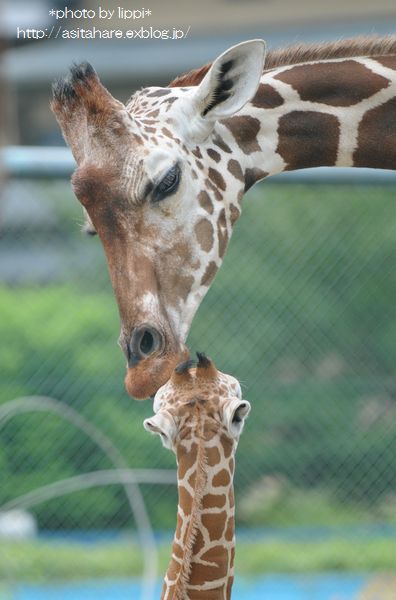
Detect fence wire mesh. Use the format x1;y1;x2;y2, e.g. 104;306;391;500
1;175;396;598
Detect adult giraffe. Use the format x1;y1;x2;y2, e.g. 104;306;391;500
144;352;249;599
51;36;396;399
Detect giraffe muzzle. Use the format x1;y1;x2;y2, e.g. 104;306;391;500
127;324;164;366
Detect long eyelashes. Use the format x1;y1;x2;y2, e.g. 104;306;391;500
152;163;181;203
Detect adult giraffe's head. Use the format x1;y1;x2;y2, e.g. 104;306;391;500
51;40;266;398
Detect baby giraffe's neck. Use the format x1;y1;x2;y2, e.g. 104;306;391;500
162;426;235;600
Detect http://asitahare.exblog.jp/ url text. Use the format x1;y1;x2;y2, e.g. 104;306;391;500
16;25;191;40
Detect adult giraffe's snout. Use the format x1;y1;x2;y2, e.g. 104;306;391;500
122;330;189;400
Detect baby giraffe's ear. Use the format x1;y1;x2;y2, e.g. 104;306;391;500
143;412;176;450
224;399;251;439
186;39;266;141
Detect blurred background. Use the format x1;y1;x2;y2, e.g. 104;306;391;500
1;1;396;599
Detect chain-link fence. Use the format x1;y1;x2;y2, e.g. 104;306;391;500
1;164;396;599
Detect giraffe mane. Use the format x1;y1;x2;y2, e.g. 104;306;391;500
169;35;396;87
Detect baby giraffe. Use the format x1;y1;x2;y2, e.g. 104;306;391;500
144;352;250;600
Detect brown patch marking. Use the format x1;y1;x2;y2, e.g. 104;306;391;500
189;559;227;585
201;511;227;540
161;127;174;139
224;516;234;541
223;116;261;154
277;111;340;170
200;261;218;287
204;493;227;509
205;178;223;201
206;446;221;466
212;133;232;154
221;434;233;458
207;148;221;162
208;167;226;191
252;83;285;108
227;159;244;182
374;56;396;69
275;60;390;106
212;469;231;487
354;97;396;168
178;485;193;511
177;442;198;478
198;190;214;214
194;218;214;252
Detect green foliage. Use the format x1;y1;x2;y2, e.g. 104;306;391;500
2;536;396;581
235;537;396;574
1;183;396;531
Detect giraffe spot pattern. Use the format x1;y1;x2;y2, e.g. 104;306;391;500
161;127;174;139
224;516;235;541
193;528;206;554
173;540;184;560
207;148;221;162
198;190;214;214
277;111;340;170
354;97;396;169
223;115;261;154
208;167;226;191
275;60;390;107
203;493;227;508
212;133;232;154
205;178;223;201
201;511;228;540
194;218;214;252
221;434;233;458
177;442;198;478
227;159;244;182
251;83;285;108
200;261;218;286
212;469;231;487
179;485;193;511
374;56;396;70
206;446;221;466
188;560;228;586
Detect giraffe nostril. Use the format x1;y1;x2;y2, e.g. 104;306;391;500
129;325;164;364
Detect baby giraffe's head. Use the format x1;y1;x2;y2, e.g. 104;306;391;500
144;352;250;454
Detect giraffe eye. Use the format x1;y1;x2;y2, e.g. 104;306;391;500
152;164;181;203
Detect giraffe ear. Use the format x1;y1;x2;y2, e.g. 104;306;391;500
143;412;176;450
187;39;266;140
224;400;251;438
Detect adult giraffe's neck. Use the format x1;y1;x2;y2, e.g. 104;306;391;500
219;55;396;191
162;431;235;600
